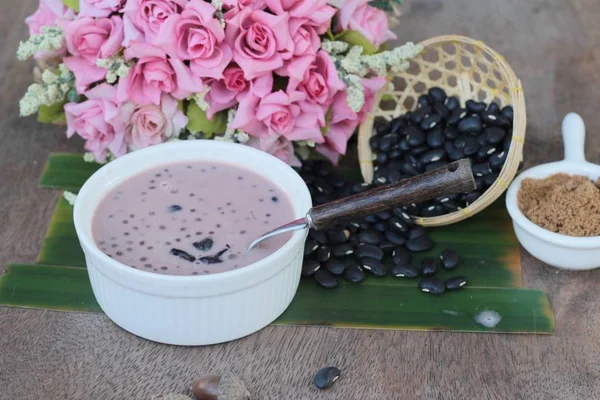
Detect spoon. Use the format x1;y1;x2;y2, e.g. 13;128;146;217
247;158;476;251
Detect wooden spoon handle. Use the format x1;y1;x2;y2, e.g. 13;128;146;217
307;159;475;230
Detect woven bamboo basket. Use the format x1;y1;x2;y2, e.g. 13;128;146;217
358;35;526;226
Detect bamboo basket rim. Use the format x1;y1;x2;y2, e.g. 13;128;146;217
358;34;527;227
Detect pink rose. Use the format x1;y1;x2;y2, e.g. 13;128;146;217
266;0;335;35
122;0;188;44
233;90;325;143
247;135;301;167
156;1;232;79
205;66;272;118
25;0;74;35
117;41;203;105
222;0;265;16
79;0;124;17
358;76;387;120
62;16;124;64
339;0;396;46
120;94;188;150
226;8;293;79
288;51;345;106
65;84;127;163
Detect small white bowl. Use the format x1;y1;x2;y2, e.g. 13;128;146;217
506;113;600;270
74;141;312;345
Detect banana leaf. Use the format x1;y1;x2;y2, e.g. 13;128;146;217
0;152;555;334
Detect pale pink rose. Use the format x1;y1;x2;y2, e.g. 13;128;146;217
122;0;188;44
358;76;387;120
63;56;107;93
266;0;335;35
205;66;272;118
79;0;125;17
156;1;232;79
120;94;187;150
339;0;396;46
226;8;293;79
233;90;325;143
25;0;74;35
287;51;345;106
62;16;124;64
65;84;127;163
222;0;265;17
117;41;203;105
247;135;301;167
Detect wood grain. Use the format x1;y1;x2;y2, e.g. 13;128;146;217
308;159;475;230
0;0;599;399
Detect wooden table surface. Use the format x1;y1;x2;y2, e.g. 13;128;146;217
1;1;599;399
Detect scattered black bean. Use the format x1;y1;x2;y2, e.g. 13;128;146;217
314;270;338;289
168;205;182;213
384;231;406;245
302;259;321;277
325;259;346;275
193;238;213;252
407;226;426;240
360;257;386;277
314;367;341;390
316;246;331;263
392;247;411;265
354;244;384;261
406;235;434;252
419;278;445;294
198;256;223;264
440;249;460;270
332;243;354;257
445;276;468;290
391;263;419;278
170;248;195;262
344;263;365;283
420;257;437;277
358;229;383;245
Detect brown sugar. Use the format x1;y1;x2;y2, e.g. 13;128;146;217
517;173;600;236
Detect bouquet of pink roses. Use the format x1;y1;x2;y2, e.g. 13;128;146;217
18;0;421;165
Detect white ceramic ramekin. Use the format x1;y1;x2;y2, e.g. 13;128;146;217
74;141;312;345
506;113;600;270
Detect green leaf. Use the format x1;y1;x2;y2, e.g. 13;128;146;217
369;1;393;11
63;0;79;12
39;153;101;192
186;101;227;137
336;30;379;55
37;102;66;124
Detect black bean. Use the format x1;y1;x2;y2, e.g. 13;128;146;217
352;182;371;194
389;217;409;233
316;246;331;263
360;257;386;277
420;114;442;131
388;160;404;171
477;145;497;161
487;102;501;113
447;108;467;125
302;259;321;277
482;111;500;125
440;248;460;270
419;278;445;294
477;133;488;146
392;247;411;265
444;126;459;140
458;116;483;134
426;127;444;148
354;244;384;261
448;148;465;161
418;93;432;107
493;114;512;128
428;87;447;103
198;255;223;264
388;149;404;161
442;200;460;212
168;205;182;213
379;133;398;152
344;263;365;283
393;208;415;225
369;135;380;150
309;229;328;245
474;177;484;192
472;162;492;177
401;160;420;176
304;239;319;256
170;248;195;262
392;263;419;278
489;150;507;170
484;172;499;187
385;231;406;245
445;276;468;290
373;221;388;232
466;99;486;113
332;243;354;257
364;215;378;224
375;152;388;165
314;366;341;389
420;204;446;217
193;238;213;252
405;126;426;146
433;102;450;119
420;149;446;164
454;134;470;149
485;127;506;144
314;270;338;289
411;145;430;156
445;96;459;111
325;259;346;276
406;235;434;252
389;118;405;135
399;138;411;151
376;210;392;220
380;242;397;253
420;257;438;277
464;191;481;205
501;105;514;120
329;175;346;189
463;137;480;157
403;203;421;216
410;108;425;124
408;226;426;239
326;228;347;245
358;229;384;246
